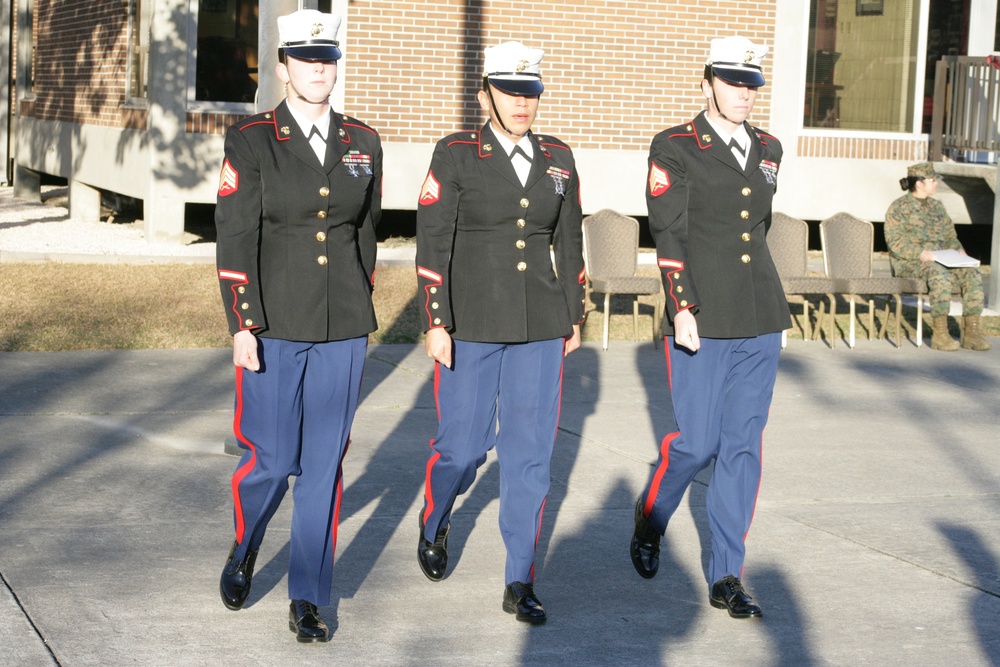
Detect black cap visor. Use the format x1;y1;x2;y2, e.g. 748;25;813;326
711;63;765;87
487;75;544;96
282;43;342;63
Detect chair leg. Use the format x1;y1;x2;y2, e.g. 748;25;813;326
916;296;924;347
803;299;812;341
633;297;640;342
867;298;875;341
813;299;826;342
876;298;890;341
849;296;856;348
896;294;903;350
603;292;611;351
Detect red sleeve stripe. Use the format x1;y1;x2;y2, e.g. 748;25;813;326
417;266;443;282
219;269;248;282
657;259;684;270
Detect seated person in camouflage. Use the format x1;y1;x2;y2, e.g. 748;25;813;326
884;162;990;352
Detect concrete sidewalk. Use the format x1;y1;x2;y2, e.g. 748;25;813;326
1;341;999;665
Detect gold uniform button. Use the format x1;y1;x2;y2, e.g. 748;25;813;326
244;319;254;327
316;231;327;242
679;300;688;308
241;302;249;310
741;254;751;264
742;187;751;196
318;255;328;265
318;211;327;219
237;286;246;294
319;187;330;197
740;210;749;220
515;240;526;249
517;261;527;271
433;317;442;325
673;272;680;280
429;286;438;294
431;302;439;309
741;233;751;242
517;218;526;228
676;286;683;293
519;198;529;208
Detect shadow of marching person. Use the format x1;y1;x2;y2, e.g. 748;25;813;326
936;522;1000;665
519;477;701;665
532;343;601;583
320;342;439;620
752;564;817;666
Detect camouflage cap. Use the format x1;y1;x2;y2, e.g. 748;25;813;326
907;162;937;179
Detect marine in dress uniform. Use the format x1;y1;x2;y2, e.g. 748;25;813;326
214;9;382;643
629;36;790;619
414;41;585;624
884;163;991;352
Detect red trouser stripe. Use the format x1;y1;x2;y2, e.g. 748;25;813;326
230;366;257;543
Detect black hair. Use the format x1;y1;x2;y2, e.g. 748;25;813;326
899;175;921;192
703;64;714;82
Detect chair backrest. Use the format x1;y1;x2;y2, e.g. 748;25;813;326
767;212;809;278
582;209;640;280
820;212;874;279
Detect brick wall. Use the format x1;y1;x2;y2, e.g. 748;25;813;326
26;0;141;129
345;0;777;151
21;0;778;148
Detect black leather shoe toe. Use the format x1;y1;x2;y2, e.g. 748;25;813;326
288;599;330;643
630;498;661;579
417;519;450;581
502;581;546;624
220;540;258;611
710;575;763;619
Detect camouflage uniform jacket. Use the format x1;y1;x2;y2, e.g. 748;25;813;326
883;193;962;278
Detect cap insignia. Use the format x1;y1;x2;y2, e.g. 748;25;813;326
311;23;324;37
516;59;529;72
280;126;290;135
744;50;755;64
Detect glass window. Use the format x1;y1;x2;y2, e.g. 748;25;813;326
126;0;149;101
194;0;259;104
805;0;922;132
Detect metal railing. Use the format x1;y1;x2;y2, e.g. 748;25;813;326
930;56;1000;161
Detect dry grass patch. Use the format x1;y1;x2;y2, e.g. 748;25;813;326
1;262;996;351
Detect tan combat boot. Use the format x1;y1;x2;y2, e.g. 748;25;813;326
961;315;992;351
931;315;959;351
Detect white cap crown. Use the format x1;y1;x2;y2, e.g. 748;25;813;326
707;36;768;86
278;9;342;62
483;41;545;95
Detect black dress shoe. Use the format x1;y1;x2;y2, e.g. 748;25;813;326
630;498;661;579
417;518;450;581
220;540;258;611
502;581;546;624
288;599;330;643
710;575;763;619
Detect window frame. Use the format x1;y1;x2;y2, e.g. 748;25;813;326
185;0;258;113
799;0;930;137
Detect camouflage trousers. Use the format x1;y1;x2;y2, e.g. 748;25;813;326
907;262;985;318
